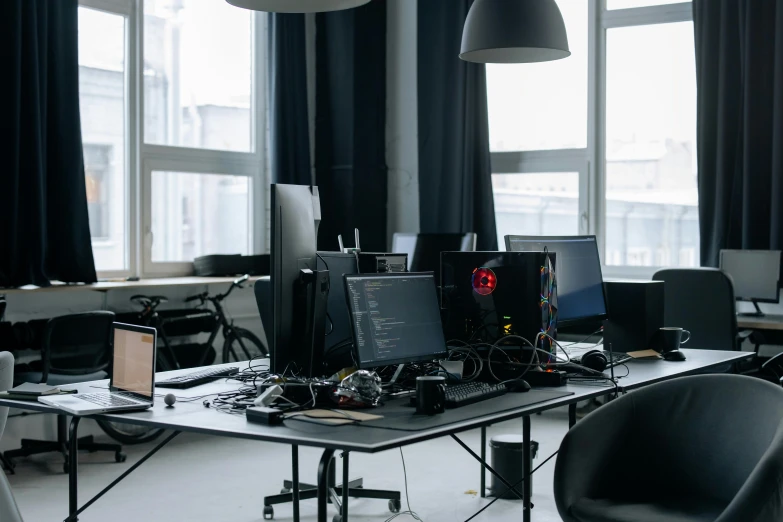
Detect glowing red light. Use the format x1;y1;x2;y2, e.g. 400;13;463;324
472;267;497;296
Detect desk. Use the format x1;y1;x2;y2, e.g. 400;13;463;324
0;349;752;522
737;314;783;332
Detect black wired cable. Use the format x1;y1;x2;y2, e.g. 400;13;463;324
383;448;423;522
464;450;559;522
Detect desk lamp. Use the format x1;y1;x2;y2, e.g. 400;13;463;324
460;0;571;63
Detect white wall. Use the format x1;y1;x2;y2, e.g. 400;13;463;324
386;0;420;249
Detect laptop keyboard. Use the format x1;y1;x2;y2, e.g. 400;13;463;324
78;393;139;407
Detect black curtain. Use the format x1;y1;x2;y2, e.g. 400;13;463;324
0;0;97;287
315;2;387;252
417;0;497;251
268;13;312;185
694;0;783;266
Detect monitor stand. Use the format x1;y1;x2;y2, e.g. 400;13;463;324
738;300;765;317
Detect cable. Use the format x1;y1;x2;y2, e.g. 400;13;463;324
326;312;334;336
464;450;559;522
315;252;330;271
383;448;423;522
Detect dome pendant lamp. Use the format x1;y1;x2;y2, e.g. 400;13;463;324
460;0;571;63
225;0;370;13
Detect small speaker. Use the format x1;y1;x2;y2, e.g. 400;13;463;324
603;280;664;353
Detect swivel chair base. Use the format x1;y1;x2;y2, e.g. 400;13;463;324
3;415;125;473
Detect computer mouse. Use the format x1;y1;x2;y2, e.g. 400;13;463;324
663;350;687;362
506;379;531;392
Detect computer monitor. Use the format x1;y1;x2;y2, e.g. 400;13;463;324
720;249;781;316
505;235;607;325
391;233;477;282
317;252;359;353
263;184;320;374
344;272;448;368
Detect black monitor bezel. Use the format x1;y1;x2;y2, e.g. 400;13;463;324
343;271;449;369
719;249;782;304
504;234;608;325
109;322;157;403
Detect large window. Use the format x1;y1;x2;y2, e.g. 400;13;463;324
78;6;128;272
78;0;266;276
488;0;697;274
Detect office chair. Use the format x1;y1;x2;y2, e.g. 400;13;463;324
0;351;24;522
4;312;125;473
652;268;751;351
555;374;783;522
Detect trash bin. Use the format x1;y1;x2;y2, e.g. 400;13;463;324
489;435;539;500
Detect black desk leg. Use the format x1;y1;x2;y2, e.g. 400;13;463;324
480;427;487;498
68;416;82;522
292;445;300;522
317;449;336;522
342;452;350;522
523;416;531;522
569;403;576;428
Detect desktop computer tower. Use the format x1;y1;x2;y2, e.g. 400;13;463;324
603;280;664;352
440;252;556;352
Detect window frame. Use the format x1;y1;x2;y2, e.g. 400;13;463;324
489;0;695;279
78;0;268;278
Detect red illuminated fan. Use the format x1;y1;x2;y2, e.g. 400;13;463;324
471;267;497;296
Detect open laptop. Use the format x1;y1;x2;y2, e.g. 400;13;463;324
39;322;157;415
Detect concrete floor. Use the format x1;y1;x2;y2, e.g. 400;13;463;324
5;409;571;522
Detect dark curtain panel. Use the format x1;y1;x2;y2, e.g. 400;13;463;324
0;0;97;287
315;2;387;251
268;13;312;185
694;0;783;266
417;0;497;251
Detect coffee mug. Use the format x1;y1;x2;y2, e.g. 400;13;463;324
416;376;446;415
660;327;691;353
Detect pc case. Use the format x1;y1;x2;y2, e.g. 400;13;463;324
440;251;557;355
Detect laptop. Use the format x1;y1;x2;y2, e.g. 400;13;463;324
39;322;157;415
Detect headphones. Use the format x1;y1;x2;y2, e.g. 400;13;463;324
580;350;608;373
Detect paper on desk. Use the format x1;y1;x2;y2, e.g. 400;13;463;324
627;349;662;359
291;409;383;425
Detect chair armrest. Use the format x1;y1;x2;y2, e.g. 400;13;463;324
554;395;636;522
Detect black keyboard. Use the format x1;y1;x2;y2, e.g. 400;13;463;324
79;393;140;407
444;382;508;409
157;366;239;389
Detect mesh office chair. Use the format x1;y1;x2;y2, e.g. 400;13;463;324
652;268;751;351
4;312;125;473
555;374;783;522
0;351;24;522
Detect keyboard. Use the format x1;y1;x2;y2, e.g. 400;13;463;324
444;382;508;409
157;366;240;389
78;393;139;407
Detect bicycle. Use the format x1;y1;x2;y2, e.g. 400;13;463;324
183;275;268;363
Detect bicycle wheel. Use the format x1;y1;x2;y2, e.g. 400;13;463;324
97;420;166;445
223;327;268;363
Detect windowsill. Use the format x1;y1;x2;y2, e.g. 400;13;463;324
0;275;267;294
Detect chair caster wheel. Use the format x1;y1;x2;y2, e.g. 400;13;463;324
263;506;274;519
280;488;291;494
333;515;343;522
389;499;401;513
115;452;127;463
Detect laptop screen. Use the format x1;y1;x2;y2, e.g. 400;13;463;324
111;323;156;399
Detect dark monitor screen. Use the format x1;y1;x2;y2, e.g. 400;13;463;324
344;272;448;368
720;250;781;303
392;233;477;282
505;235;607;324
317;252;359;351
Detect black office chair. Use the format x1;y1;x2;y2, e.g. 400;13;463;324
555;374;783;522
652;268;751;351
4;312;125;473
